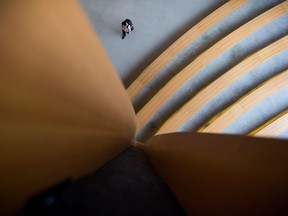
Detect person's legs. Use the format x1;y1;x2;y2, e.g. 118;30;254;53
122;30;126;39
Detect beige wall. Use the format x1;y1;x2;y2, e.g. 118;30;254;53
144;133;288;216
0;1;136;215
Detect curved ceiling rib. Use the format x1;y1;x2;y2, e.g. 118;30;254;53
156;36;288;135
136;2;288;132
199;69;288;133
249;110;288;138
127;0;248;100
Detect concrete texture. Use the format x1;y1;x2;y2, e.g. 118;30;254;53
79;0;224;86
180;48;288;132
79;0;288;142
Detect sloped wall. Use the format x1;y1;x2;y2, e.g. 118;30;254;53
144;132;288;215
0;1;135;215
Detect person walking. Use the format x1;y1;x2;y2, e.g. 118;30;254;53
122;19;134;39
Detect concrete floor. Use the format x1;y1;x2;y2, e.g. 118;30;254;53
79;0;288;142
79;0;224;87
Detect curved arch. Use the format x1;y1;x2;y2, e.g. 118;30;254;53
156;36;288;134
199;69;288;133
127;0;248;100
136;2;288;132
249;110;288;138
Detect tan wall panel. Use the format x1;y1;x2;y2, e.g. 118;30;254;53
0;1;135;214
144;133;288;215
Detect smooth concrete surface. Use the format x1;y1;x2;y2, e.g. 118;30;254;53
79;0;288;142
79;0;225;87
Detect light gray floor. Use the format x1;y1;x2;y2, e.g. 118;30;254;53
79;0;224;86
